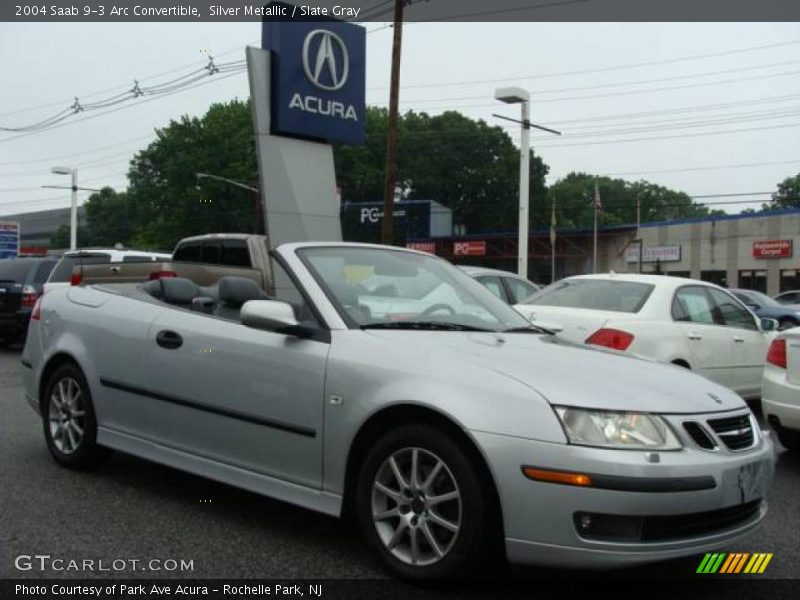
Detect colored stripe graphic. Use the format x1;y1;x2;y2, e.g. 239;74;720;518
702;552;772;574
697;553;727;573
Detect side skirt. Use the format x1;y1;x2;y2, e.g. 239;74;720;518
97;427;342;517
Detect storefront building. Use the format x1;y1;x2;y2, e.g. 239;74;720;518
405;207;800;294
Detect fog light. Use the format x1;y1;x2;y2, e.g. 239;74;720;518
579;514;592;530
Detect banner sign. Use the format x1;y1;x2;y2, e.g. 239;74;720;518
263;3;366;144
0;221;20;259
625;244;681;263
753;239;792;259
406;242;436;254
453;240;486;256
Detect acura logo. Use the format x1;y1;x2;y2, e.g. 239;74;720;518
302;29;349;91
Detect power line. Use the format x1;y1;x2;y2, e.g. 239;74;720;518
384;58;800;104
605;159;800;177
368;38;800;90
379;68;800;108
0;68;246;145
0;43;253;120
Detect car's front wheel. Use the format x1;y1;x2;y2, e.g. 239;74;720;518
356;424;497;579
42;362;111;469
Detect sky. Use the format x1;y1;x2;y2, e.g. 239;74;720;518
1;21;799;219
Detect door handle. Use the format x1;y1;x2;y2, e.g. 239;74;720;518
733;336;745;343
110;266;121;273
687;332;702;340
156;330;183;349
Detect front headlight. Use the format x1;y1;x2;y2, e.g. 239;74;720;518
554;407;682;450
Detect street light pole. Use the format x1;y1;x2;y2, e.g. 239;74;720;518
495;87;531;279
51;166;78;250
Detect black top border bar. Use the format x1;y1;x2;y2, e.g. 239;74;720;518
2;0;799;23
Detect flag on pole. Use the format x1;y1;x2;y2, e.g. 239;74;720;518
592;181;602;214
550;197;557;246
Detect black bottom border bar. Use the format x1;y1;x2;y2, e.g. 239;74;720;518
2;578;797;600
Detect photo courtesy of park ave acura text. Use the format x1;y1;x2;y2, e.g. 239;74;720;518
1;0;800;597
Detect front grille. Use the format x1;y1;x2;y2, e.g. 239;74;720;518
574;501;762;542
708;414;755;451
683;421;717;450
641;500;761;541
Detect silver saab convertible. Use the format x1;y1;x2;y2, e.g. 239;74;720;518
21;242;774;578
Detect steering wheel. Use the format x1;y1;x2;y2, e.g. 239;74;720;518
420;303;456;318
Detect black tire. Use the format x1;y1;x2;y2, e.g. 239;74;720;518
41;362;112;469
778;318;799;331
775;426;800;451
355;423;497;579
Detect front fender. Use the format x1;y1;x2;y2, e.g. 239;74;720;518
321;331;566;495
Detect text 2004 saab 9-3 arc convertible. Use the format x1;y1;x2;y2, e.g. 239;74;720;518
22;242;774;578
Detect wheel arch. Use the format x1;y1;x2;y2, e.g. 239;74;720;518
671;358;692;369
38;352;83;412
341;403;504;537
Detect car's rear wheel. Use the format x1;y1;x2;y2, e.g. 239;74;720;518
355;424;496;579
42;362;111;469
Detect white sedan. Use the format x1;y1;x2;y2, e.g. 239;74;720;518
762;328;800;450
514;274;777;400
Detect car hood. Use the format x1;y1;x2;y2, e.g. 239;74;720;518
365;330;745;414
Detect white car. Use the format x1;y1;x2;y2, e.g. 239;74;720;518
457;266;540;305
762;329;800;450
44;248;172;294
514;274;777;400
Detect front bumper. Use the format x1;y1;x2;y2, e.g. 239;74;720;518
473;415;774;569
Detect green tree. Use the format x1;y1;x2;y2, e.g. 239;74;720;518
769;172;800;209
125;99;259;250
547;173;722;230
335;108;548;233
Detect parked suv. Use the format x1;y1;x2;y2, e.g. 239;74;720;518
0;257;57;344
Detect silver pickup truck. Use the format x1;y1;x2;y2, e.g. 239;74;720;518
21;241;773;578
74;233;272;291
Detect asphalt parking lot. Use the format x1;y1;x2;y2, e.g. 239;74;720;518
1;345;797;585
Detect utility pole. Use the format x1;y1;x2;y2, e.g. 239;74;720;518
381;0;405;245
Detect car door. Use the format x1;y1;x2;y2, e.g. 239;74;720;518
143;287;329;489
671;285;735;389
707;287;767;397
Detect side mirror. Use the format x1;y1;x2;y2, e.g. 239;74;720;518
241;300;310;337
760;317;779;332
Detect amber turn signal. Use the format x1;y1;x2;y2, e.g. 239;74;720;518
522;466;593;487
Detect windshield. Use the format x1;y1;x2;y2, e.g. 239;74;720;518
297;246;532;331
522;278;655;313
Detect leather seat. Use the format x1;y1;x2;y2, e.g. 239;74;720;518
215;276;268;321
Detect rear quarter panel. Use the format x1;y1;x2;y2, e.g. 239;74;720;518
34;286;164;436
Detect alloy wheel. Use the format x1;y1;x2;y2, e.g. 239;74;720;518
48;377;86;454
371;447;462;566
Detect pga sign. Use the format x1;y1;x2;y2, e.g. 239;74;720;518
263;6;366;145
453;241;486;257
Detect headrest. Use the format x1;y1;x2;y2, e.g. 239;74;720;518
218;276;267;307
159;277;200;305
